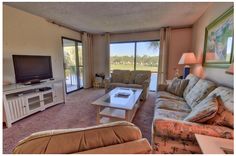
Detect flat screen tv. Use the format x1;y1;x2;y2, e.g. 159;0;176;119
13;55;53;83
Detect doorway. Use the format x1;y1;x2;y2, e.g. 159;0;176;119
62;37;84;93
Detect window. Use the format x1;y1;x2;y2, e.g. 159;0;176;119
110;40;160;91
110;43;135;71
136;41;159;72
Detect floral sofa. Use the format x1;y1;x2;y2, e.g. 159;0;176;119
152;74;234;154
104;70;151;100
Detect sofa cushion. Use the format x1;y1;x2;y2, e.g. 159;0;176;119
153;136;201;154
185;79;216;108
110;83;127;88
207;86;234;112
153;118;234;142
154;109;189;120
111;73;123;83
111;70;130;83
110;83;142;89
126;84;142;88
123;72;131;84
129;70;151;84
134;73;148;85
208;109;234;129
155;98;191;113
157;91;185;101
206;86;234;128
184;95;218;123
183;74;200;99
166;78;189;97
78;139;152;154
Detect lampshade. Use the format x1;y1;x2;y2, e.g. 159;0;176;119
178;52;197;65
226;63;234;75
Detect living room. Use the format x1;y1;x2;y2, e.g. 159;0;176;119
2;1;234;154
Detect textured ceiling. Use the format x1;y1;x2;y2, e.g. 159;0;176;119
5;2;212;34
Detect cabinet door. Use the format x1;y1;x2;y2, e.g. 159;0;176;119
43;91;54;108
26;94;42;114
53;81;65;104
8;97;28;122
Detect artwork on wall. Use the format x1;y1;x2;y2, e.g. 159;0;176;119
203;7;234;68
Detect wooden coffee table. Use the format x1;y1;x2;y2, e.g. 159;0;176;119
92;87;143;124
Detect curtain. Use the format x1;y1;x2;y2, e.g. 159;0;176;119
104;33;110;78
82;32;93;88
157;27;171;86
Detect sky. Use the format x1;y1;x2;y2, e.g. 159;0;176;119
110;41;160;57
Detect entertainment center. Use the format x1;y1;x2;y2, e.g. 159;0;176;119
3;54;66;128
3;79;65;128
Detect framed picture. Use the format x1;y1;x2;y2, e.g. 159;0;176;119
203;7;234;68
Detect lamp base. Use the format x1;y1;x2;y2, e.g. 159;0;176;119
183;65;190;79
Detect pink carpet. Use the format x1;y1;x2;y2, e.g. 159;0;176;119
3;88;156;154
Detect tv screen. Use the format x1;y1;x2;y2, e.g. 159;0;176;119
13;55;53;83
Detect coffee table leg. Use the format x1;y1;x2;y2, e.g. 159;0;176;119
96;106;101;124
125;110;129;121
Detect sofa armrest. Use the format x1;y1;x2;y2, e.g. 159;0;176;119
142;79;150;89
13;121;142;154
153;118;234;141
104;77;111;89
157;84;168;91
78;138;152;154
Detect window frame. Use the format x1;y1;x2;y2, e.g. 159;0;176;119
61;36;84;93
110;39;160;72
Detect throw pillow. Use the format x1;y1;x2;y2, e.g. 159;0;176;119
122;72;131;84
206;86;234;129
166;78;189;97
111;73;123;83
134;74;148;85
184;95;218;123
183;74;200;99
207;96;234;128
185;79;216;108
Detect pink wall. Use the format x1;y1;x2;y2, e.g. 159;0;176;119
167;28;192;79
192;2;233;88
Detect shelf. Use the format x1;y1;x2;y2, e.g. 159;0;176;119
43;92;53;96
6;92;39;101
99;117;124;124
6;89;53;101
99;108;126;119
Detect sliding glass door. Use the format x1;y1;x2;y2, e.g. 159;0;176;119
110;40;159;91
136;41;159;91
62;38;83;93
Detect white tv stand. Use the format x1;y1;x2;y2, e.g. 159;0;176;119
3;79;65;128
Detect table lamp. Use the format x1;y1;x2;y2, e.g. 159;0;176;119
178;52;197;78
